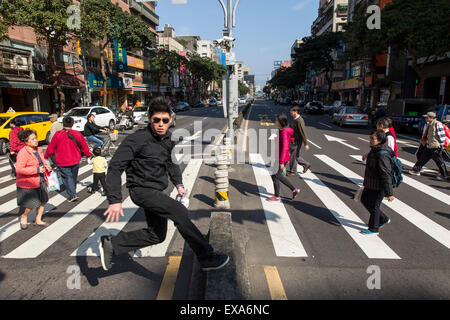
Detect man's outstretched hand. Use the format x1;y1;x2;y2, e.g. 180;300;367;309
104;203;125;222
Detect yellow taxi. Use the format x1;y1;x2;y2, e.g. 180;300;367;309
0;111;52;155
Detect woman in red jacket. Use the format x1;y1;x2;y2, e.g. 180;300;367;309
8;118;25;179
16;129;52;229
267;113;300;202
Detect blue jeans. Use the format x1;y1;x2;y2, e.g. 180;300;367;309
59;164;79;199
86;135;105;149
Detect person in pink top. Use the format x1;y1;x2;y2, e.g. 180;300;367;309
8;118;25;179
15;129;52;229
267;113;300;202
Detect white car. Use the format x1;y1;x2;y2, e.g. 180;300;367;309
239;97;247;104
59;106;117;132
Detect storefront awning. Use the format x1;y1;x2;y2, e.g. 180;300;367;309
0;80;43;90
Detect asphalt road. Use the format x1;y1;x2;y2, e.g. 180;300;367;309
0;100;448;300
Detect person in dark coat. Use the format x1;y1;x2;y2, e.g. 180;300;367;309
360;129;395;235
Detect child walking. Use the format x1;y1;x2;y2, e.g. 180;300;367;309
88;147;108;196
267;113;300;202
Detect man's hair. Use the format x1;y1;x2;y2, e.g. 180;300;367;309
63;116;74;128
290;106;301;114
147;97;171;117
18;129;37;143
93;147;102;157
371;129;387;145
276;113;289;128
377;117;392;129
10;118;21;127
87;113;95;120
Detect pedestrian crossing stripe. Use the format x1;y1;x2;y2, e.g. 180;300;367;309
215;191;229;201
315;154;450;249
250;153;308;257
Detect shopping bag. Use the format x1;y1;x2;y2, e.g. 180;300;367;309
47;171;61;192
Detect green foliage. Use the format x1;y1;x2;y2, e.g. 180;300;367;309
187;53;226;98
148;48;187;92
238;80;250;96
269;67;304;90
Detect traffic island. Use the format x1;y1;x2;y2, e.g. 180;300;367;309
204;211;250;300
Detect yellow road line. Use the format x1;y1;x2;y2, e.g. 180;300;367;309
156;256;182;300
264;266;288;300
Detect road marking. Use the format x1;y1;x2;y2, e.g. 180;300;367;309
0;164;12;174
264;266;288;300
350;155;450;205
396;139;418;148
156;256;182;300
316;154;450;249
249;153;307;257
0;175;13;185
0;164;92;217
358;137;369;143
396;157;437;173
324;134;360;150
3;173;126;259
319;122;332;128
300;162;400;259
242;105;252;152
308;140;322;149
396;134;420;142
0;166;95;242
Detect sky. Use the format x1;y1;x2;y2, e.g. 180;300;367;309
153;0;318;87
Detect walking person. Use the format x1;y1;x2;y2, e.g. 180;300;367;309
8;118;25;179
409;112;448;180
48;113;63;142
362;117;398;161
98;97;229;272
87;147;108;196
15;129;53;229
84;114;107;149
267;113;300;202
45;117;91;202
287;106;311;176
360;129;395;235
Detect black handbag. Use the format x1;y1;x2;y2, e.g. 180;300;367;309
415;144;426;162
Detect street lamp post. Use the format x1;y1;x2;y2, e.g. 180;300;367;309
216;0;241;133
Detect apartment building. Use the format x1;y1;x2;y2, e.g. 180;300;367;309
0;0;160;113
311;0;348;37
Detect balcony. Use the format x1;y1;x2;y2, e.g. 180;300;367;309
128;0;159;27
0;45;33;79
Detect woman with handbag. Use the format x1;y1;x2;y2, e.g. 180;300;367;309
16;129;52;229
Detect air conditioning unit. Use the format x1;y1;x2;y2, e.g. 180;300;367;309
14;55;29;71
36;64;46;72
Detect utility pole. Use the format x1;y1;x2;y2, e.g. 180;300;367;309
216;0;241;133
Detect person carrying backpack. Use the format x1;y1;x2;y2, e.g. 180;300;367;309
360;129;395;235
409;112;448;181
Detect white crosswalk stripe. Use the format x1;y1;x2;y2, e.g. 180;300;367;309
299;168;400;259
2;173;126;259
250;153;308;257
315;154;450;249
0;164;92;217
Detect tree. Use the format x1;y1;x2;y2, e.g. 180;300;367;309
381;0;450;98
148;48;187;95
187;54;226;101
0;0;77;114
292;32;344;99
238;80;250;96
80;0;154;106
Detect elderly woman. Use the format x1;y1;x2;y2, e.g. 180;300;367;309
16;129;52;229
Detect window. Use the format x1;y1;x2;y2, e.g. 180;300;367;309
28;114;46;123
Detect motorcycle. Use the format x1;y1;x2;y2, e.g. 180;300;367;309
116;111;134;131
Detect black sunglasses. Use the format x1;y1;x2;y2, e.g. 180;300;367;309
152;117;170;124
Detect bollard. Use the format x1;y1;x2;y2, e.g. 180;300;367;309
214;142;231;209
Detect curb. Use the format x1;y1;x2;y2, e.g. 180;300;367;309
204;212;250;300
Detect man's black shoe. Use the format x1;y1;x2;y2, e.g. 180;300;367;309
287;172;297;177
199;253;230;272
99;235;114;271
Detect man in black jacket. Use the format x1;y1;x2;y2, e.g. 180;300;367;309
99;97;229;272
360;129;395;235
84;114;107;149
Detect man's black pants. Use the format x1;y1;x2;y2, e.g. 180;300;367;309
413;147;448;178
110;187;213;259
361;188;389;232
